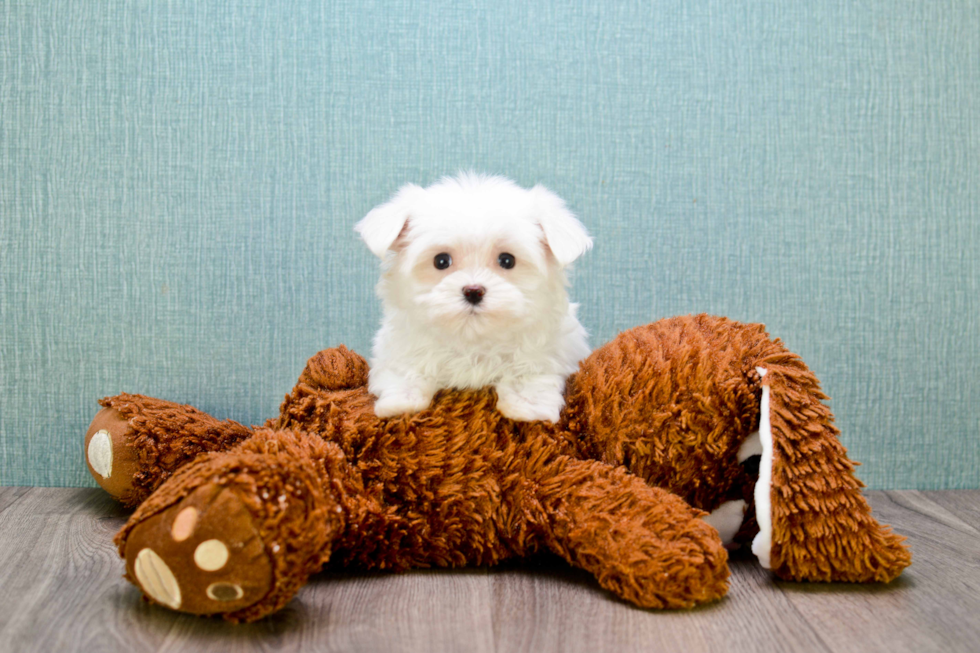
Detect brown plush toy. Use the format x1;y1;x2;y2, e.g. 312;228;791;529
84;315;910;622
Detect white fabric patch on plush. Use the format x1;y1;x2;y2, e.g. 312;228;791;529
702;499;747;546
738;431;762;462
194;539;230;571
87;429;113;479
207;582;245;602
751;367;773;568
134;548;181;610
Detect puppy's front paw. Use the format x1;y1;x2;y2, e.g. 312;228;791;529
373;387;434;418
495;381;565;423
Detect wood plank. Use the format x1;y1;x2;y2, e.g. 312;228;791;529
300;569;496;653
0;486;30;515
0;488;141;651
921;489;980;531
488;553;830;653
0;488;978;653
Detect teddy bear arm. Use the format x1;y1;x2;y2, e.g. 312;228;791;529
529;456;729;609
85;393;254;506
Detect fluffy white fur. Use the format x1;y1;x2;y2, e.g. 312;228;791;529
355;173;592;422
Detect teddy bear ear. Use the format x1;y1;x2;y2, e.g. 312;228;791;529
355;184;422;258
531;184;593;266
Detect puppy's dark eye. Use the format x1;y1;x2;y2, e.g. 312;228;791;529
498;252;516;269
434;253;452;270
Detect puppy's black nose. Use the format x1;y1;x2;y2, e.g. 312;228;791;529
462;285;486;305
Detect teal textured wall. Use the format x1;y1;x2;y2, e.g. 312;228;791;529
1;1;978;489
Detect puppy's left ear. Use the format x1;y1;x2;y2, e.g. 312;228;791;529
355;184;421;258
532;185;593;266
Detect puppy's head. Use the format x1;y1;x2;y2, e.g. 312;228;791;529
356;173;591;338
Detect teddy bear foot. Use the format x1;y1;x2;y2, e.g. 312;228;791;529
115;430;349;621
121;482;275;617
85;394;256;506
85;407;141;504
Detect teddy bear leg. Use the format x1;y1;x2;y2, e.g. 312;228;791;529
114;428;352;622
534;457;730;609
85;394;254;506
752;363;911;582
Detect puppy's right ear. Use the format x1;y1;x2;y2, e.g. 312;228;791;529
355;184;421;258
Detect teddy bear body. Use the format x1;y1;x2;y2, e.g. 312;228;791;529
86;315;910;622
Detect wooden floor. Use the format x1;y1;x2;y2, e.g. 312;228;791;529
0;488;977;653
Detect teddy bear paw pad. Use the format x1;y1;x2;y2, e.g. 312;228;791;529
133;548;181;609
84;407;140;501
87;430;113;478
124;484;274;615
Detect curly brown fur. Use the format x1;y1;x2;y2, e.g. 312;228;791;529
117;427;350;621
112;346;730;620
562;315;770;512
96;394;254;506
562;315;909;582
759;362;911;582
95;315;909;622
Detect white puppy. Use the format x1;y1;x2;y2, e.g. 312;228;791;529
355;173;592;422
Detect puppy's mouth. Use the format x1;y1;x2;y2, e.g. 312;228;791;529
463;300;485;315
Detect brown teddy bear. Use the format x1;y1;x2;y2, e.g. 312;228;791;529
84;315;911;622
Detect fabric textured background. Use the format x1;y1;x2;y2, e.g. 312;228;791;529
1;1;977;489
